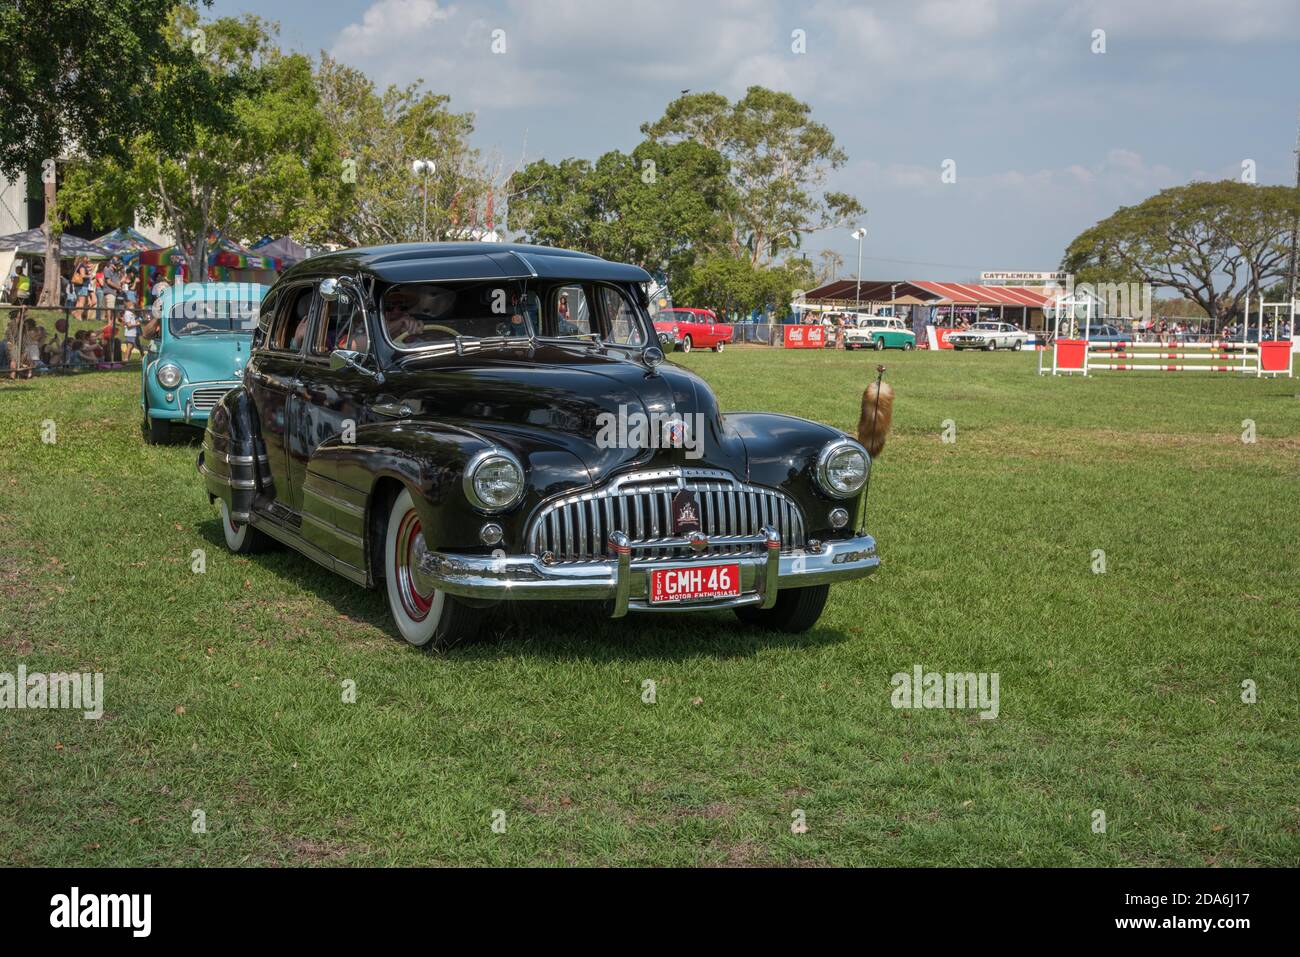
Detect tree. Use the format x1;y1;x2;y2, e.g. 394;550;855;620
641;87;863;266
1062;180;1300;323
675;254;807;322
815;249;844;285
315;54;489;247
0;0;214;304
63;14;338;282
507;139;729;275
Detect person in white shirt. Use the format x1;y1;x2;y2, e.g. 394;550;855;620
122;307;140;360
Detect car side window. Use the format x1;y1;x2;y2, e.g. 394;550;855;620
267;285;312;353
310;292;365;358
551;285;593;338
333;292;369;355
265;287;306;352
254;289;280;350
598;285;645;347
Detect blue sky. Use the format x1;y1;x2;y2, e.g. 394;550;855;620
210;0;1300;282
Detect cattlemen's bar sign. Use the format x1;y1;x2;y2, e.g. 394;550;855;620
980;271;1066;283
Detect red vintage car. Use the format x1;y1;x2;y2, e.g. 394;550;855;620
653;307;734;353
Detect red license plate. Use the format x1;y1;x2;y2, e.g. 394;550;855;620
649;563;741;604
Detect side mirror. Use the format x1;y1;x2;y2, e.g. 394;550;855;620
319;277;340;301
642;345;665;372
330;348;385;383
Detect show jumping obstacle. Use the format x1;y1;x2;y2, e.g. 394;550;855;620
1041;295;1295;378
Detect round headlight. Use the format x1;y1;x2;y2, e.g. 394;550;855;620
464;450;525;511
156;363;183;389
816;438;868;498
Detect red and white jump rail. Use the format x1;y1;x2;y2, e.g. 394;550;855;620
1052;339;1293;377
1039;294;1297;377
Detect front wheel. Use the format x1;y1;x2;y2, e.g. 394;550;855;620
144;415;171;445
681;335;693;353
733;584;830;633
903;340;915;351
1012;339;1024;351
383;487;483;648
712;340;725;353
985;340;996;351
873;337;885;351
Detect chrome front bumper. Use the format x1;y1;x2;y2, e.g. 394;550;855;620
415;528;880;616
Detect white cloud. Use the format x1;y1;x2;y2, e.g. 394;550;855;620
334;0;456;59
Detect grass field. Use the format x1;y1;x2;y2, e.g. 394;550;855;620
1;347;1297;866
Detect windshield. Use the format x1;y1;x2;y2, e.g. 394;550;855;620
380;279;649;351
971;323;999;330
380;281;539;348
168;300;259;336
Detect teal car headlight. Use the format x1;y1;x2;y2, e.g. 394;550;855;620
816;438;868;498
156;363;183;389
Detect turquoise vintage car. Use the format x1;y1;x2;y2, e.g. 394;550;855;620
843;315;916;351
141;282;266;443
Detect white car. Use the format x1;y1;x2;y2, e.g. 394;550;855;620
843;316;916;351
948;322;1031;351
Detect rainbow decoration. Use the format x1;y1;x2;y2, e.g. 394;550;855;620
137;235;286;302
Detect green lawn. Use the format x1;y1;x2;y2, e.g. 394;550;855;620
1;347;1297;866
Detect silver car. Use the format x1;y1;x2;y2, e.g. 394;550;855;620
949;322;1031;351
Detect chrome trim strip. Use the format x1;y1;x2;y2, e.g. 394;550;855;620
199;461;257;490
302;482;365;517
302;510;365;548
203;447;258;466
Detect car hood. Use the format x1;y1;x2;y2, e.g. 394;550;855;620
389;342;748;482
157;333;251;380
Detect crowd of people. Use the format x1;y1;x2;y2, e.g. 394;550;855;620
3;254;151;378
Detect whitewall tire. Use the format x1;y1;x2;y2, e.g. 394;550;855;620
383;487;482;648
220;500;267;554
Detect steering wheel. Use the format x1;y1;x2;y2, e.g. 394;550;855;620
408;323;460;340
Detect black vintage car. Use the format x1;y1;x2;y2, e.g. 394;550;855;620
198;243;883;647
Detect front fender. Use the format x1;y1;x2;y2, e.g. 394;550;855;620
310;421;588;560
726;411;865;540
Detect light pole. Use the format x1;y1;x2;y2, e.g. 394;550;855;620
411;159;436;241
890;282;898;317
850;227;866;314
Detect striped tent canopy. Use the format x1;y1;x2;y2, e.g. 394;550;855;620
93;227;161;256
138;236;283;271
0;228;112;259
137;236;285;301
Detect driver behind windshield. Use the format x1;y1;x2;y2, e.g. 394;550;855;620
378;283;537;347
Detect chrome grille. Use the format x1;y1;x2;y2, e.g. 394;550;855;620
527;468;806;563
191;385;236;412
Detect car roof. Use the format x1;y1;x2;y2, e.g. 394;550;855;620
279;242;652;285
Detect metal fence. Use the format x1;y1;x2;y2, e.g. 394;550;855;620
3;303;149;378
732;322;781;345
